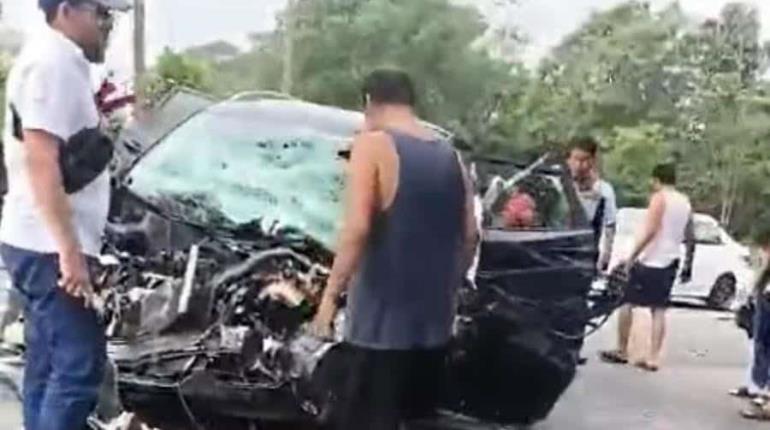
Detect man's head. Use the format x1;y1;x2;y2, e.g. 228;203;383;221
651;163;676;191
39;0;130;64
361;69;417;128
567;137;599;183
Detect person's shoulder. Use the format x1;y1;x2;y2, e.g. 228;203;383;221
357;130;392;143
352;130;393;150
650;189;667;205
21;31;62;63
15;45;71;82
350;131;393;161
25;30;86;74
598;179;617;196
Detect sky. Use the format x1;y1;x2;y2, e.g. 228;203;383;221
2;0;770;72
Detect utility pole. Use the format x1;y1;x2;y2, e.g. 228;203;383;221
133;0;146;97
281;0;296;95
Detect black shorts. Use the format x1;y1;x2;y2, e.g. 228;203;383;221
624;261;679;308
330;342;447;430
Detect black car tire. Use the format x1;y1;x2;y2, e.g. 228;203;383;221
707;274;737;310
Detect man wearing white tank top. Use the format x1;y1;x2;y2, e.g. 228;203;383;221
600;163;695;371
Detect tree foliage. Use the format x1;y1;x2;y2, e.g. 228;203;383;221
207;0;514;142
489;1;770;236
141;49;212;107
133;0;770;237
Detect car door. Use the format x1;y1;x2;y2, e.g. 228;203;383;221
675;217;723;297
442;156;597;425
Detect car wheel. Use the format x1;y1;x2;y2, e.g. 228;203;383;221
707;274;737;310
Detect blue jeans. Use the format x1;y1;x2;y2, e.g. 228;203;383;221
752;296;770;389
0;244;105;430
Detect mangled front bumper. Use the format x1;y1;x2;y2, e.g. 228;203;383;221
105;225;606;428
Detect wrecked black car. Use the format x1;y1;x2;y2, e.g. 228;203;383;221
88;92;617;429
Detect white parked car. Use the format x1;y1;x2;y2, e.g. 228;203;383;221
607;208;754;310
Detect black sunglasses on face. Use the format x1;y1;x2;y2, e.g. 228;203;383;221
75;1;113;23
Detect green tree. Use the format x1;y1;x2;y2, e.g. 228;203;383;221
141;49;212;107
207;39;286;96
603;123;668;206
494;2;688;157
493;1;770;238
215;0;514;139
674;3;770;230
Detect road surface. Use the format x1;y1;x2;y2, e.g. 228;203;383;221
543;306;764;430
0;306;762;429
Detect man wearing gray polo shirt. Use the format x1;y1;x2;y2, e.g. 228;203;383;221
1;1;128;429
567;136;618;273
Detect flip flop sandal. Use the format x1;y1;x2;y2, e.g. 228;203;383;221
730;387;753;398
599;350;628;365
741;404;770;421
634;361;660;372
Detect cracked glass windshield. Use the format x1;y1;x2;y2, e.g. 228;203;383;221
127;100;361;247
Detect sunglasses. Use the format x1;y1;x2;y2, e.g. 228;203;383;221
75;1;114;25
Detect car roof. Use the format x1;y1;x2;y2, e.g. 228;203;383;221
209;97;454;142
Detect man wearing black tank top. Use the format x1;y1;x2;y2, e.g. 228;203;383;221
310;70;479;430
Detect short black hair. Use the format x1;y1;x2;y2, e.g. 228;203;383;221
362;69;416;107
652;163;676;185
568;136;599;158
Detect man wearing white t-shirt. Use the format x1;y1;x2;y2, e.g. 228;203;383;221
1;1;128;429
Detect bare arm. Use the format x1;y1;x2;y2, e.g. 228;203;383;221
323;134;379;299
628;192;665;263
309;134;379;337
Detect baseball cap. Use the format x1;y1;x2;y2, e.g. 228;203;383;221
39;0;132;12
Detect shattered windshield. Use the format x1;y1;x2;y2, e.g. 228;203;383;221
127;100;362;248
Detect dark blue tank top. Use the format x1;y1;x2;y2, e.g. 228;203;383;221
345;130;466;350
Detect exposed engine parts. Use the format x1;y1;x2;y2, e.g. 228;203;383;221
100;238;335;422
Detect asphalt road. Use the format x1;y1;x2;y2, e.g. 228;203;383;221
0;305;763;430
542;305;765;430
